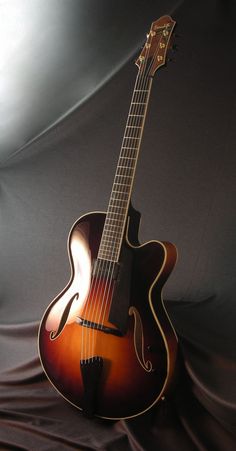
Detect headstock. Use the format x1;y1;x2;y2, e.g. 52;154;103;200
136;15;176;77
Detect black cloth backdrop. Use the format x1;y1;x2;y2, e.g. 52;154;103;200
0;1;236;450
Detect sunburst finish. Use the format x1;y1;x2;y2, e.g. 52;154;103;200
38;15;178;419
39;211;178;419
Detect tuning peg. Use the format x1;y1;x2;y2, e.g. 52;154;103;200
171;44;178;51
167;57;174;63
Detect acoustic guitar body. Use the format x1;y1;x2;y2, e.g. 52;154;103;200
38;207;178;420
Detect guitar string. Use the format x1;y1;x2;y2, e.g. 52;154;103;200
80;256;107;360
82;60;150;360
88;28;165;359
93;27;167;358
80;27;166;361
98;27;164;265
88;32;160;357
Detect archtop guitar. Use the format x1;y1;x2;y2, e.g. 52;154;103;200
38;15;178;420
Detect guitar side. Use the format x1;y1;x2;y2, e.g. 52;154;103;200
38;207;178;419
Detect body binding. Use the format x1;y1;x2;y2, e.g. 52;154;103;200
38;207;178;419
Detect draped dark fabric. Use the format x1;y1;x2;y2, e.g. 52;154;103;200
0;0;236;449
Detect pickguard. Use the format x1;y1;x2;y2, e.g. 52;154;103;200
108;245;133;335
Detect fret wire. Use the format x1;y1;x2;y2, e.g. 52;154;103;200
117;165;134;169
108;202;129;209
109;200;127;205
126;114;143;119
104;230;123;238
119;160;136;166
115;169;135;177
111;193;129;199
116;171;134;175
105;216;124;222
108;208;127;215
124;135;140;138
99;241;120;250
126;123;142;129
100;247;120;256
115;172;133;177
102;230;123;239
103;228;123;235
121;147;138;151
100;245;120;252
101;242;121;250
99;250;119;258
109;197;129;202
98;251;119;260
106;205;126;213
100;238;121;246
115;175;132;179
104;212;125;221
105;217;123;223
119;159;135;164
110;202;129;207
101;228;122;235
106;218;125;224
128;114;144;117
110;197;129;202
130;108;145;114
106;210;125;218
107;204;127;211
110;193;129;199
100;234;122;242
104;221;123;227
106;223;124;230
111;190;130;196
116;171;133;175
117;164;134;169
100;238;121;247
98;255;118;262
98;258;118;263
103;225;123;233
120;152;137;158
111;185;130;193
106;212;126;219
115;174;133;180
103;229;123;236
115;172;133;176
100;235;121;240
99;252;119;257
106;211;124;217
98;75;152;261
130;107;145;111
130;103;145;107
100;244;120;251
99;250;119;257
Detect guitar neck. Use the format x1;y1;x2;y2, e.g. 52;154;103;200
98;73;153;262
97;15;176;263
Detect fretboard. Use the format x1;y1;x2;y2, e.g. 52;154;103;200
97;75;153;262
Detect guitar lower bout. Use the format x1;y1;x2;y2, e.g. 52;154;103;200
38;207;178;420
